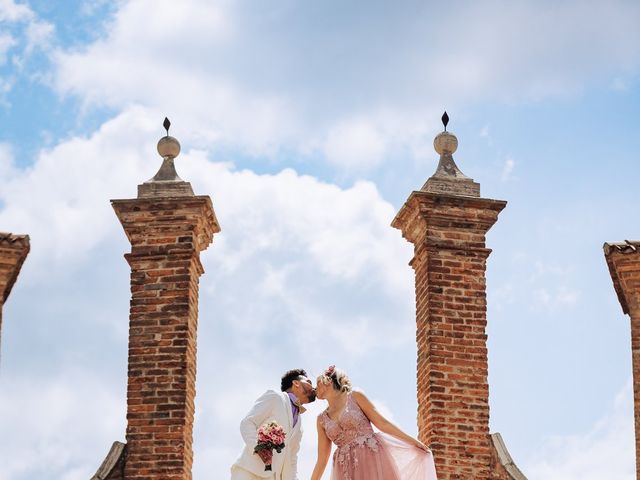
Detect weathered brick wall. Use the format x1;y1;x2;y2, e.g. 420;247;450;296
394;192;506;479
0;233;30;354
112;197;219;480
604;243;640;480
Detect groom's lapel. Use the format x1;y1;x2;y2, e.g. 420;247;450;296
281;392;293;430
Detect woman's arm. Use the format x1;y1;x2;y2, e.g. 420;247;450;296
310;416;333;480
352;390;429;451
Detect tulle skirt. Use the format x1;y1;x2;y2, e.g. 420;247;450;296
330;433;437;480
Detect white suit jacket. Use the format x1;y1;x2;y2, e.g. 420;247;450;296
232;390;303;480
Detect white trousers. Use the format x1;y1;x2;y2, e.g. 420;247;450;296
230;466;272;480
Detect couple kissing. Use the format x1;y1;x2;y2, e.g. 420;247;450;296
230;366;437;480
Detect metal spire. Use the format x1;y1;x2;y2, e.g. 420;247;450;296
441;111;449;132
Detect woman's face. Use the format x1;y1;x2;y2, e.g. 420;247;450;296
315;379;329;400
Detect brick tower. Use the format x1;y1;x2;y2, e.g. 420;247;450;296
0;232;29;358
604;241;640;479
392;114;524;479
93;119;220;480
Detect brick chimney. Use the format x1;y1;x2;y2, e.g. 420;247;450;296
108;120;220;480
0;232;30;358
392;114;523;479
604;241;640;479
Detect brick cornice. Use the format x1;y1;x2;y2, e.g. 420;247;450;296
107;192;219;480
604;242;640;315
392;187;523;478
0;232;30;248
111;196;220;254
604;241;640;480
392;191;506;247
0;232;30;302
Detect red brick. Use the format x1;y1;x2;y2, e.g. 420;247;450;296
605;248;640;479
393;191;507;479
112;196;218;480
0;233;29;354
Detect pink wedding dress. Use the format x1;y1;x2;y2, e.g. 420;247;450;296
319;394;438;480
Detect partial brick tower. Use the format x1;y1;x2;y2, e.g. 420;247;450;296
604;241;640;479
392;114;525;479
91;119;220;480
0;232;29;358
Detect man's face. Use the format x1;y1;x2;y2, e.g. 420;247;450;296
294;376;316;403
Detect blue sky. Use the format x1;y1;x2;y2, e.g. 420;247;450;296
0;1;639;479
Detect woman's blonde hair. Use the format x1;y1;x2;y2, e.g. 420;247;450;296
317;365;352;393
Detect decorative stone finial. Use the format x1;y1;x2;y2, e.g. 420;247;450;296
434;111;458;155
157;135;181;160
434;130;458;156
157;117;181;159
137;117;194;198
422;112;480;197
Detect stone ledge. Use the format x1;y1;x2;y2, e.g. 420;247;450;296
90;441;126;480
422;176;481;198
604;240;640;254
0;232;30;247
491;432;527;480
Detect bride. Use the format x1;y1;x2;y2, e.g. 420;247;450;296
310;366;438;480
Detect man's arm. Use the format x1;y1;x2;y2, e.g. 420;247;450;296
239;390;281;448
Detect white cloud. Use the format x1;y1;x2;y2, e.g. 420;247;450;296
0;141;17;181
611;76;633;92
0;370;125;480
52;0;296;156
491;256;582;313
0;0;33;22
324;118;387;171
534;286;580;309
0;107;418;479
0;102;412;304
436;1;640;100
0;107;158;270
0;33;16;65
24;18;55;54
50;1;640;169
480;124;494;148
501;157;515;182
528;260;581;309
4;3;639;479
0;0;55;99
525;380;635;480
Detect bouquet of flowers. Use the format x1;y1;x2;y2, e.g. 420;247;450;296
254;421;286;471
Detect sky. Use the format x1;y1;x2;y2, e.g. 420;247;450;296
0;1;639;479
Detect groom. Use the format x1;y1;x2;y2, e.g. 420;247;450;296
231;368;317;480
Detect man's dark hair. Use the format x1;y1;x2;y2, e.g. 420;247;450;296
281;368;307;392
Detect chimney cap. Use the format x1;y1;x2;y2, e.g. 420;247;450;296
137;118;194;198
421;112;480;197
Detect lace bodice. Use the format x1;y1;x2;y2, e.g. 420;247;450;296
319;393;377;449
